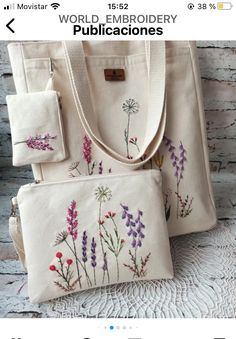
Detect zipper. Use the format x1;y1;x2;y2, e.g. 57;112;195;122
24;169;160;189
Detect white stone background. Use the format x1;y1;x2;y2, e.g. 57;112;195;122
0;41;235;317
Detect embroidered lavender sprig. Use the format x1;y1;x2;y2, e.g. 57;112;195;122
135;209;145;248
163;136;179;179
83;135;92;164
163;136;187;183
163;136;191;218
99;161;103;175
91;237;97;285
178;142;187;180
15;133;56;151
121;204;150;278
83;135;97;175
121;204;137;248
67;200;78;240
82;231;88;263
81;230;92;287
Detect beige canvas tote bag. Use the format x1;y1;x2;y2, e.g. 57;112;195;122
7;41;217;236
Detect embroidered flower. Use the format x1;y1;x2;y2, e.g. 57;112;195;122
90;237;97;285
49;252;78;292
163;136;193;219
105;211;116;219
91;237;97;268
15;133;56;151
121;205;145;249
82;231;88;263
49;264;56;271
121;204;150;278
67;200;78;240
95;186;112;203
83;135;92;164
56;251;63;259
122;99;140;158
122;99;139;115
53;230;68;246
99;161;103;175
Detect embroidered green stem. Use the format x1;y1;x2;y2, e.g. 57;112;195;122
93;268;97;286
14;140;26;145
57;258;72;289
65;239;92;287
125;113;131;158
65;239;82;288
100;216;124;282
98;201;110;284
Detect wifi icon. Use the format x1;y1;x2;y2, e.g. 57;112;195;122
51;2;60;10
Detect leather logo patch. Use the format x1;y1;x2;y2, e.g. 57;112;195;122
104;69;125;81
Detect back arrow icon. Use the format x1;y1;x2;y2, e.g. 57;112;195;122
6;18;15;33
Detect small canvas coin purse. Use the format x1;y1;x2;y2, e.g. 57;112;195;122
15;169;173;303
6;90;66;166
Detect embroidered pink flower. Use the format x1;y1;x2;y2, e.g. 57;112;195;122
67;200;78;240
105;211;116;219
83;135;92;164
56;251;63;259
17;133;57;151
49;264;56;271
66;259;73;266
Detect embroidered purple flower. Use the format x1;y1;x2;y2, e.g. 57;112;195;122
15;133;56;151
83;135;92;164
121;204;142;249
163;136;193;219
163;136;187;182
178;142;187;180
90;237;97;285
66;200;78;240
135;209;145;248
91;237;97;268
99;161;103;175
122;205;150;278
82;231;88;263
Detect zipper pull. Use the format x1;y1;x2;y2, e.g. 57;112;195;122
10;196;18;217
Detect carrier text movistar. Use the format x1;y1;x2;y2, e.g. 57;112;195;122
59;14;178;24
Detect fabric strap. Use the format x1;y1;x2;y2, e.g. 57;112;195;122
63;41;167;169
9;197;27;270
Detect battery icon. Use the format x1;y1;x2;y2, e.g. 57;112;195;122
217;2;233;9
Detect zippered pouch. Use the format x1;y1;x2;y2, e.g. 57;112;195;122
15;169;173;303
6;90;66;166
